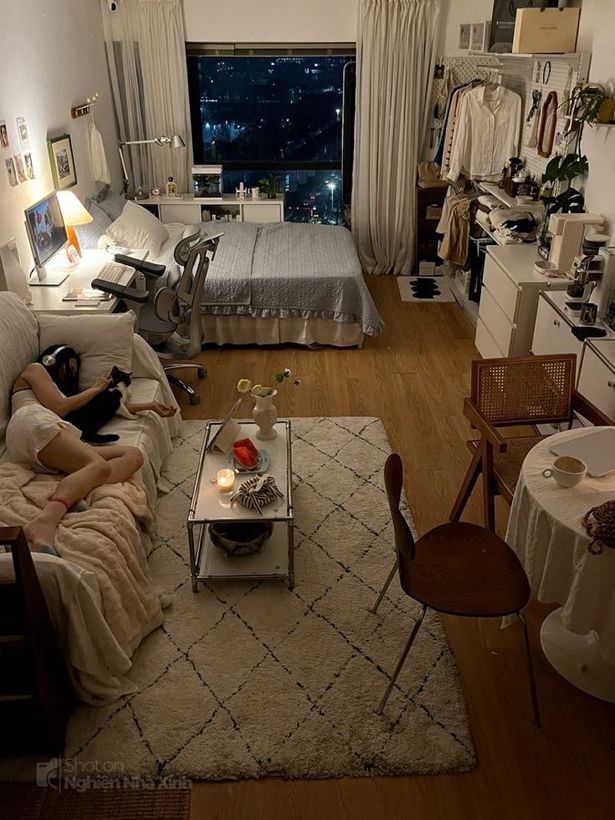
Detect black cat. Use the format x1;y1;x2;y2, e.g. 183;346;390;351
66;366;132;445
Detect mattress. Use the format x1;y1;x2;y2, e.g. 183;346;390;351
155;222;383;337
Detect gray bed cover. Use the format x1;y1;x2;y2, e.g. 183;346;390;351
200;222;383;336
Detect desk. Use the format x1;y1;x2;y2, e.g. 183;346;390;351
506;428;615;702
27;249;143;315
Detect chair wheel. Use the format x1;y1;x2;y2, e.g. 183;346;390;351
189;394;201;405
197;367;206;379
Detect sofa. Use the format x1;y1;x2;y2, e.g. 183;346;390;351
0;292;182;704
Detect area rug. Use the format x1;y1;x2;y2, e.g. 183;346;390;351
397;276;455;303
6;418;476;782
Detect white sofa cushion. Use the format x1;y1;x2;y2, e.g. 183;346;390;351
0;293;39;440
38;311;135;388
105;201;169;257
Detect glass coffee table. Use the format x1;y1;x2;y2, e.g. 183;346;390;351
187;419;294;592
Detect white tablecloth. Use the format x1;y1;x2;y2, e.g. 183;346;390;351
506;428;615;665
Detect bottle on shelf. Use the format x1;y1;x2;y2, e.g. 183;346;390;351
166;176;177;197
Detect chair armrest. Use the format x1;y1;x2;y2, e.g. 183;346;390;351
463;398;509;453
114;255;166;280
91;279;150;303
572;391;614;426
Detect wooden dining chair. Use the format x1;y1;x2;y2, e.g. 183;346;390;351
450;354;613;531
372;454;541;726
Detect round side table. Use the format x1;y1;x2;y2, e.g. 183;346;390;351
506;427;615;702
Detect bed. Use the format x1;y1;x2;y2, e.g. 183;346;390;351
88;195;384;347
151;221;384;348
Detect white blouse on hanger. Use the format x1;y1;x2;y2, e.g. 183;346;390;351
447;85;522;183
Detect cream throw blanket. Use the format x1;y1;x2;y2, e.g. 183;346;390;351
0;462;165;703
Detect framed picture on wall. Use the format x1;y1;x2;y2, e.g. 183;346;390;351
470;22;490;52
459;24;471;50
47;133;77;190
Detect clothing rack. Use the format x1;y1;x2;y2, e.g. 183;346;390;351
430;53;591;180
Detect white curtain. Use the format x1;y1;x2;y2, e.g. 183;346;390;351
352;0;441;275
100;0;193;193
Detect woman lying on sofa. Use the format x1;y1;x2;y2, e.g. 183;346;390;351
6;345;176;554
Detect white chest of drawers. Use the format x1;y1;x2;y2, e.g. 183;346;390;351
578;340;615;420
531;291;585;359
475;245;569;359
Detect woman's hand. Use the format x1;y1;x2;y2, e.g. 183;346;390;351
149;402;177;418
93;375;113;394
126;401;177;417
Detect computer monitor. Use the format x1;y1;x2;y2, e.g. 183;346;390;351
24;192;69;286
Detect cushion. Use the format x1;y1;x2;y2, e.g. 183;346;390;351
38;311;136;389
106;201;169;257
0;293;39;440
77;201;113;251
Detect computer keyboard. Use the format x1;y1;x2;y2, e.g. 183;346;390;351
94;261;134;286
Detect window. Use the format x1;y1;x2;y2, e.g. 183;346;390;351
187;46;355;224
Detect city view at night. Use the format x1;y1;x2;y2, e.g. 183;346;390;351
187;55;352;223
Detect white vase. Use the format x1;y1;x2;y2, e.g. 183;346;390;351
252;390;278;440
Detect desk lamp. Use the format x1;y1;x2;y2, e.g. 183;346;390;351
118;134;186;196
57;191;93;257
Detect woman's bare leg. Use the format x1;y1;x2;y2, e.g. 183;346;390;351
23;431;143;552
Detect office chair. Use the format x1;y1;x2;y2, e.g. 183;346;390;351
93;231;222;405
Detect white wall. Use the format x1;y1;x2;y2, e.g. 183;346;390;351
577;0;615;238
183;0;358;42
0;0;120;271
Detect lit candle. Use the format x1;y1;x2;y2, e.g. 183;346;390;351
216;468;236;493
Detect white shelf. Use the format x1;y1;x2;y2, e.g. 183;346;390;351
448;273;479;325
468;51;582;61
198;522;289;581
478;181;518;208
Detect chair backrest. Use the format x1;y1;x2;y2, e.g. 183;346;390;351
384;454;416;574
154;233;222;358
471;354;576;427
175;233;221;311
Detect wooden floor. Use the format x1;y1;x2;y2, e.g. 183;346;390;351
180;277;615;820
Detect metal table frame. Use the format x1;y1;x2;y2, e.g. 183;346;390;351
187;419;294;592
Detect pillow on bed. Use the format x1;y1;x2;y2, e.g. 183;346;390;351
95;191;127;222
38;312;135;389
77;201;113;251
106;201;169;257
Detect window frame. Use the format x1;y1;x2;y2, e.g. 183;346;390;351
186;43;356;172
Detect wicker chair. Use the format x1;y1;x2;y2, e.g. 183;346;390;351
450;355;613;531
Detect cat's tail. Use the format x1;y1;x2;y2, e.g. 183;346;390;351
85;433;120;445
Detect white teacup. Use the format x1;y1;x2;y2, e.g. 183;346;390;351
542;456;587;488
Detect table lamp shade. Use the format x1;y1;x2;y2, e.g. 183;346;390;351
57;191;93;256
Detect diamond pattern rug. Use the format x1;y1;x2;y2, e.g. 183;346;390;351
19;418;477;781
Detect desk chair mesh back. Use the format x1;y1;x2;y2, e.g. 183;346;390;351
152;232;221;405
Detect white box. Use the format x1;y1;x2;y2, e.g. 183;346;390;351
512;8;580;54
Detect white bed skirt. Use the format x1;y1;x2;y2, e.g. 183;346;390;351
201;315;364;347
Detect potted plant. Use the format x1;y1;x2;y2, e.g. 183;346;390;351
259;174;284;199
538;152;589;246
568;83;615;127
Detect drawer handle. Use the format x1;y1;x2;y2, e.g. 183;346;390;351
553;319;560;327
608;380;615;389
